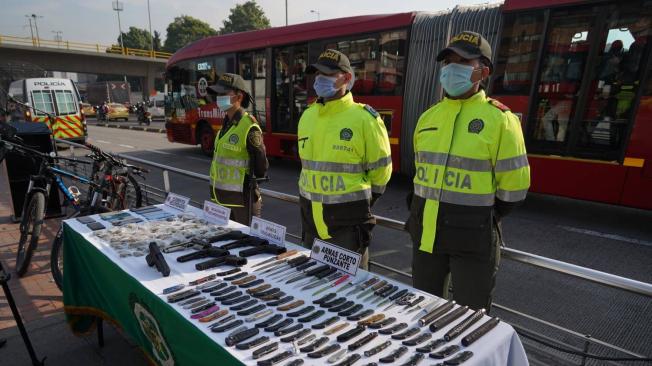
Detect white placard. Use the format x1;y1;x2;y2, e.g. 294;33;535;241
202;200;230;225
164;192;190;211
250;217;286;246
310;239;361;276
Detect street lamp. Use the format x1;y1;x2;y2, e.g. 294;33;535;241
24;15;34;41
112;1;125;52
52;31;63;48
26;14;43;46
310;10;320;21
147;0;154;55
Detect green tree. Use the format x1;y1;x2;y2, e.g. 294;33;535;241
219;1;271;35
153;30;162;51
163;15;217;52
118;26;152;50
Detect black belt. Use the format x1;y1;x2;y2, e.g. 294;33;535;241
402;331;432;346
264;318;293;333
378;346;408;363
236;335;269;350
336;325;366;342
225;327;259;347
298;310;325;323
347;309;374;321
338;304;363;317
379;322;408;335
313;292;336;305
391;327;419;340
256;350;293;366
237;304;266;316
210;319;243;333
287;305;315;318
230;299;258;311
312;316;339;329
348;331;378;351
299;336;329;353
255;314;283;328
280;328;311;343
252;342;278;360
307;343;341;358
274;323;303;337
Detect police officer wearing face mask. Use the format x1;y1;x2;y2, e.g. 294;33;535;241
298;49;392;270
406;32;531;310
208;73;269;225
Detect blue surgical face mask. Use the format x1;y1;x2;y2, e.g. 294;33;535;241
439;63;479;97
313;74;340;98
215;95;233;111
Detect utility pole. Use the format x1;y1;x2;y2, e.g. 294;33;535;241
24;16;34;42
30;14;43;46
112;1;125;52
285;0;288;26
52;31;63;48
147;0;154;55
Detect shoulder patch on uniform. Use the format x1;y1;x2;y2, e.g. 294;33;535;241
363;104;379;118
248;130;263;147
487;98;510;112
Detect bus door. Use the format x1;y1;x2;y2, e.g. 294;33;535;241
271;44;315;156
526;2;651;162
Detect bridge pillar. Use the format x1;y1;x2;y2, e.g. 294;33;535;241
143;64;157;100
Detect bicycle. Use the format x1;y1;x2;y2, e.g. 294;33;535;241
49;143;147;290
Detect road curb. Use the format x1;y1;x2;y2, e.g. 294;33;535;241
88;123;166;134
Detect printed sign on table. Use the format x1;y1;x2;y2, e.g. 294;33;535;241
164;192;190;211
250;217;286;246
202;200;230;225
310;239;361;276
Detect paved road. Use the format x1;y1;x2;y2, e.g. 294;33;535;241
68;125;652;362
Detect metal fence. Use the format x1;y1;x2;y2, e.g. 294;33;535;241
58;139;652;365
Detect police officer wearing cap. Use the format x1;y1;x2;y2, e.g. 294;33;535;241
208;73;268;225
298;49;392;270
407;31;531;310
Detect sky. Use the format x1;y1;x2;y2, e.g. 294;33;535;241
1;0;490;46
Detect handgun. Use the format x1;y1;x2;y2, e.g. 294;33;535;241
177;246;230;263
196;255;247;270
146;242;170;277
239;244;286;257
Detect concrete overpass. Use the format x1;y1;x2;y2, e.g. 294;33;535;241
0;40;168;98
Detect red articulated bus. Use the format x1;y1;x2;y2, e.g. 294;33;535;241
165;0;652;210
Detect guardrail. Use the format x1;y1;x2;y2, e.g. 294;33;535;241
57;139;652;364
0;34;172;59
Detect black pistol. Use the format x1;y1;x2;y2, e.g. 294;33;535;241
146;242;170;277
196;255;247;271
177;247;230;263
220;236;269;250
239;244;287;258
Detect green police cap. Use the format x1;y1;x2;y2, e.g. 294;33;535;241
436;31;493;71
208;73;250;95
306;49;353;75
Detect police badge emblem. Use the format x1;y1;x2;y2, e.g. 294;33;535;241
468;119;484;134
229;134;239;144
340;128;353;141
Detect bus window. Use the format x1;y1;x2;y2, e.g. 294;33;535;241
273;47;292;133
529;10;594;145
326;35;380;96
292;45;309;128
31;90;55;116
492;13;545;94
253;50;267;128
575;6;651;156
378;30;407;95
195;58;215;105
239;52;254;113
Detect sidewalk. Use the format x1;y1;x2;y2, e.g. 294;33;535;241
0;172;147;365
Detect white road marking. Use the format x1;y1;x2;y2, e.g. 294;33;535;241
96;140;111;144
118;144;135;148
187;156;210;162
146;150;173;155
559;225;652;247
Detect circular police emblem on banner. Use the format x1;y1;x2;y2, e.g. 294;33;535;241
312;244;321;255
468;119;484;134
340;128;353;141
229;134;239;144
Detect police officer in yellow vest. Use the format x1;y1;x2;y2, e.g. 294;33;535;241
208;73;268;225
299;49;392;270
407;32;531;310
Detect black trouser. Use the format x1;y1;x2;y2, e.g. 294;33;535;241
209;186;261;226
302;226;370;270
411;226;500;312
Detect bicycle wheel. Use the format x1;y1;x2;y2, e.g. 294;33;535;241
16;191;46;276
106;173;142;210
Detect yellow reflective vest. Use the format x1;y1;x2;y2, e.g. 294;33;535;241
413;90;530;253
298;92;392;239
210;112;261;207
